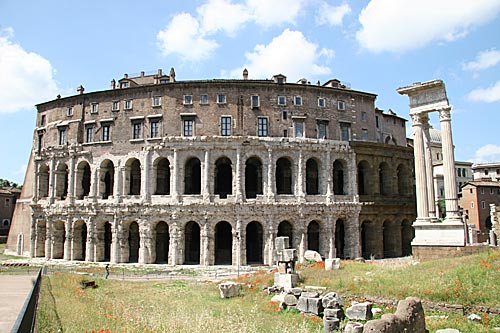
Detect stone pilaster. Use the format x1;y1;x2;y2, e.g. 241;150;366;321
86;217;95;262
143;149;152;202
296;150;305;201
68;156;75;203
201;223;210;266
114;164;123;203
325;150;333;202
29;217;36;258
171;149;180;202
232;219;242;266
202;150;210;202
48;158;56;204
297;225;306;263
111;216;120;263
64;218;73;261
234;148;243;202
265;149;275;201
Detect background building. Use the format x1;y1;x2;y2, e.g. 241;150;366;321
472;162;500;182
6;69;416;264
0;187;21;237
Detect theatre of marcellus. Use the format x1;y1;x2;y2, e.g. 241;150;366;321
6;68;416;265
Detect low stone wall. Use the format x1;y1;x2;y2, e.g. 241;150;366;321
412;245;490;260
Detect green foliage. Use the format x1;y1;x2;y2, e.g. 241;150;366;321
0;178;22;189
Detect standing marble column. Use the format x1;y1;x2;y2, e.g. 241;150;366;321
411;113;430;222
439;107;461;221
423;121;437;220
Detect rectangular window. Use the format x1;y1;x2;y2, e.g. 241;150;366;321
91;103;99;114
120;81;129;88
37;132;43;153
257;117;268;137
150;120;160;138
251;95;260;108
361;112;367;122
463;169;467;177
340;122;351;141
217;94;226;104
67;106;74;116
40;115;46;126
294;121;304;138
362;128;369;141
112;101;120;111
283;129;288;137
124;100;133;110
102;125;111;141
132;122;142;139
278;96;286;106
481;188;485;194
318;98;326;107
491;188;494;195
183;119;194;136
337;100;345;111
471;202;474;208
317;121;327;139
283;111;287;120
152;96;161;107
485;170;489;175
85;126;94;143
375;116;379;128
482;201;486;209
58;127;67;145
221;116;231;136
497;169;500;175
200;94;209;104
184;95;193;105
294;96;302;106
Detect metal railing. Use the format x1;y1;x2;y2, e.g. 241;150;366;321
10;267;44;333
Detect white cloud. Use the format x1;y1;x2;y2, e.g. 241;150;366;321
197;0;251;36
466;80;500;103
472;144;500;163
246;0;307;27
316;2;351;26
356;0;500;53
156;13;219;62
0;28;59;113
462;48;500;71
225;29;333;81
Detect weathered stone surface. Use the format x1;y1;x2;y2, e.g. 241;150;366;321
270;293;285;303
323;308;344;320
296;296;308;313
344;321;364;333
283;249;297;262
274;273;299;289
283;294;298;306
322;291;344;309
435;329;461;333
218;281;240;298
345;302;372;320
307;297;324;315
325;258;341;270
304;250;323;262
301;291;320;298
275;237;289;251
323;318;340;332
287;287;303;296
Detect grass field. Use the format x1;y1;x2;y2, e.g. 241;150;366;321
30;249;500;332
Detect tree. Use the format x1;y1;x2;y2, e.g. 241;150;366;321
0;178;22;189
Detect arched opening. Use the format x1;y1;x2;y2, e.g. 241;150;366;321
76;161;91;199
127;159;141;195
184;158;201;195
276;157;293;194
55;163;68;199
383;221;401;258
335;219;345;259
38;164;50;198
333;160;346;195
361;221;377;259
401;220;414;256
184;221;200;264
104;222;112;261
95;220;112;262
100;160;114;199
73;220;87;261
128;222;140;263
214;157;232;199
35;220;46;257
246;221;263;264
307;221;320;252
306;159;319;195
277;221;294;248
245;157;263;199
155;158;170;195
215;221;232;265
155;221;170;264
379;162;391;196
397;164;409;196
52;220;66;259
357;161;370;196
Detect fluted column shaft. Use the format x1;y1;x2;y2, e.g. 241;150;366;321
411;113;430;221
423;122;437;219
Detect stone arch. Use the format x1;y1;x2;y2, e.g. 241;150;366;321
155;221;170;264
401;220;414;256
35;220;46;257
361;221;377;259
128;221;140;263
52;220;66;259
55;163;69;199
397;164;410;196
379;162;391;196
307;220;320;252
245;157;263;199
276;157;293;195
99;160;114;199
357;160;371;195
214;157;233;199
277;220;294;248
75;161;91;199
184;221;200;264
126;158;141;196
383;220;402;258
306;158;319;195
154;157;170;195
73;220;87;261
215;221;232;265
38;164;50;198
333;159;347;195
246;221;263;264
335;219;345;259
96;220;112;262
184;157;201;195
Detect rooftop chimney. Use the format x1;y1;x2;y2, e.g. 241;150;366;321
243;68;248;80
169;67;176;82
141;71;145;77
77;85;85;95
158;68;163;76
111;79;116;89
124;74;128;79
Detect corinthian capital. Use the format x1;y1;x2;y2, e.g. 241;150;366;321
439;107;452;122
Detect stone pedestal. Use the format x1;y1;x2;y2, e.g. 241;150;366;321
274;272;299;289
411;221;465;246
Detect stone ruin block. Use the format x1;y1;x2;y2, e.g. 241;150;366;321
344;321;364;333
283;248;297;262
296;294;324;315
321;291;344;309
324;308;344;321
274;272;299;289
275;236;289;251
218;281;241;299
287;287;303;296
278;262;288;274
325;258;341;271
301;291;320;298
345;302;373;320
323;318;340;332
304;249;323;262
283;293;298;306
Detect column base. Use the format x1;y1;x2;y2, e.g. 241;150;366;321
411;220;466;246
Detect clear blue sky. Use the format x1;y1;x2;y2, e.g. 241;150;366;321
1;0;499;185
